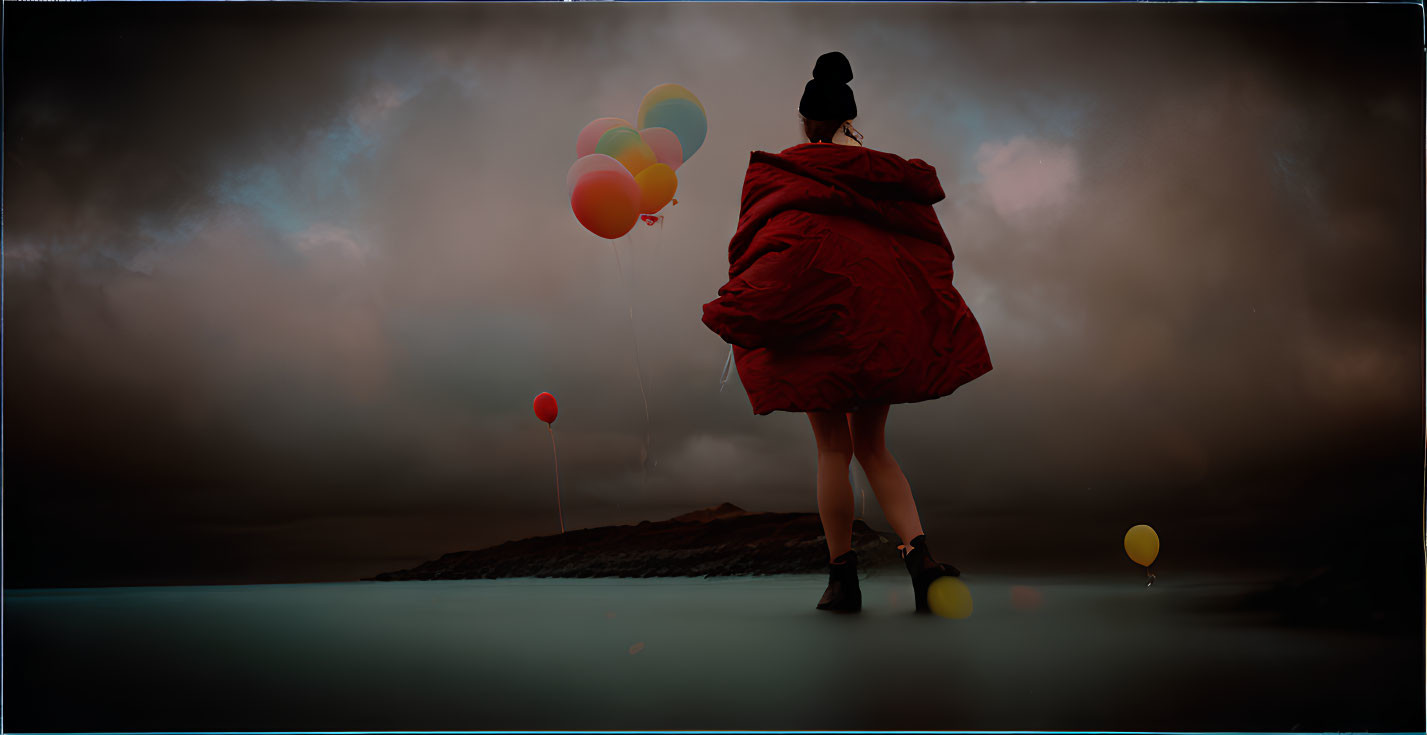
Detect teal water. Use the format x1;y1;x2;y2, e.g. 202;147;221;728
4;573;1420;732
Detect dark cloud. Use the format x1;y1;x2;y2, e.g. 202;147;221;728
4;2;1420;587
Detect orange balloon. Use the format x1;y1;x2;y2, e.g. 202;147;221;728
571;170;639;239
634;163;678;214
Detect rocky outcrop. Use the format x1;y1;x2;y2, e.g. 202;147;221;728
364;503;903;580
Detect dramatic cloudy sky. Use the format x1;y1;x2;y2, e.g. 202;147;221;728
5;2;1421;587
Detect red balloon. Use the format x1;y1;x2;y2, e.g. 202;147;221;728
571;169;639;239
533;392;558;424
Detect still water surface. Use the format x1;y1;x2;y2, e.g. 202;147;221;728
5;573;1420;732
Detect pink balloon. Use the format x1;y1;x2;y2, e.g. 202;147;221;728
567;154;628;200
639;126;684;170
577;117;635;159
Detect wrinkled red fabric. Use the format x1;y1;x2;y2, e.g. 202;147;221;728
701;142;993;415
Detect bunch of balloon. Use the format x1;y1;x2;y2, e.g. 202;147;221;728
567;83;705;238
565;84;706;485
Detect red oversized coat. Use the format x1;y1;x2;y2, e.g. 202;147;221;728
701;142;993;415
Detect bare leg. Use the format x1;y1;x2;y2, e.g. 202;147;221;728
808;411;855;562
850;403;926;545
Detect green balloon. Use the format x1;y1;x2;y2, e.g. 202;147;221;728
594;126;644;157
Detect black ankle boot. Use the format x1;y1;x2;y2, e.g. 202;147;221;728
899;534;960;614
816;549;862;612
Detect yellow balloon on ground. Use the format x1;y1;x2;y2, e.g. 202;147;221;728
927;576;973;619
634;163;677;214
638;83;705;127
1124;524;1160;567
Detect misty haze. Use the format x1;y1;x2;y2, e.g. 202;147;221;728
3;2;1421;732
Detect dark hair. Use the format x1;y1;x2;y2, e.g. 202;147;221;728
798;114;863;146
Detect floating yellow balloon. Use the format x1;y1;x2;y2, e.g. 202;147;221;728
926;576;973;619
634;163;677;214
1124;524;1159;567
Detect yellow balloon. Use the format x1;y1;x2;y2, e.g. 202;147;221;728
1124;524;1160;567
637;83;706;128
926;576;973;620
615;145;657;178
634;163;678;214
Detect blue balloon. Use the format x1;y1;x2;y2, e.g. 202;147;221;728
642;98;707;161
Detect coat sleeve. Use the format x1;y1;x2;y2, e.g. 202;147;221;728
701;213;854;350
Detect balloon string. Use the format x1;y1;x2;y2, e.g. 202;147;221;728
1146;563;1155;588
612;236;652;484
610;238;651;425
548;423;564;534
718;345;734;392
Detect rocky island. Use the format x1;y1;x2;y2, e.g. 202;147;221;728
365;502;904;580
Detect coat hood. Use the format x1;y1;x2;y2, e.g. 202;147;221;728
728;143;953;272
759;142;947;204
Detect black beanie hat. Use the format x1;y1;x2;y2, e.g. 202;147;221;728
798;51;856;122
